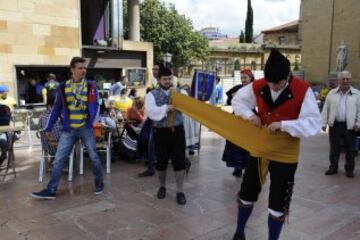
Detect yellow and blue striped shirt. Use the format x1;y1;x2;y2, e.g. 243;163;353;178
65;80;88;128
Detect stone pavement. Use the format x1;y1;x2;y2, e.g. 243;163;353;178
0;130;359;240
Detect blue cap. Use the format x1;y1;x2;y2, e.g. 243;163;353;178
0;85;9;93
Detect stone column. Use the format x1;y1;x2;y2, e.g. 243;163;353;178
128;0;140;41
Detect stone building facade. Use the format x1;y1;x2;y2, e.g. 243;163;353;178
301;0;360;84
0;0;153;102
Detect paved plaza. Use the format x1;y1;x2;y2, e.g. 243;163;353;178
0;130;359;240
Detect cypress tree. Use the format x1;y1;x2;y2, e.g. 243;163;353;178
245;0;253;43
239;30;245;43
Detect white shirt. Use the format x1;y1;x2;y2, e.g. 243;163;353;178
110;82;125;96
270;83;288;102
335;89;350;122
145;89;171;121
232;82;322;138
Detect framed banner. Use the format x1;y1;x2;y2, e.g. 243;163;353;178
190;71;216;101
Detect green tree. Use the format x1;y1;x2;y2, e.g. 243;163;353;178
239;30;245;43
245;0;253;43
139;0;208;67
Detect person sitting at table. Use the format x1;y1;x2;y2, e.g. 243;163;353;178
0;85;16;111
100;97;123;130
0;103;11;166
114;88;133;117
126;96;145;124
38;95;62;159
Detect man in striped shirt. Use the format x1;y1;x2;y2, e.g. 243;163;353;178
30;57;104;200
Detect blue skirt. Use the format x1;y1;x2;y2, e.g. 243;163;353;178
222;140;249;169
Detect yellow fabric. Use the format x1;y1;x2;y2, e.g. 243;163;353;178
42;88;47;97
0;96;16;111
257;157;270;185
319;87;330;101
115;96;133;116
171;91;300;163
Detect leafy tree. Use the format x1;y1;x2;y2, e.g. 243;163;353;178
138;0;208;67
239;30;245;43
245;0;253;43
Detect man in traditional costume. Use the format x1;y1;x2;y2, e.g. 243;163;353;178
231;49;322;240
145;64;187;205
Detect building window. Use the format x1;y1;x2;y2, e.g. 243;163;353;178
278;36;286;45
16;66;69;106
126;68;146;87
81;0;123;47
15;66;121;106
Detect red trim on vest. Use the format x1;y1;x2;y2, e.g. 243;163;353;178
253;76;309;125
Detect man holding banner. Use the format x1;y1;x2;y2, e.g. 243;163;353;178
231;49;321;240
145;64;187;205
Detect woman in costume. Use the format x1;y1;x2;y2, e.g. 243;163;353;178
222;69;254;177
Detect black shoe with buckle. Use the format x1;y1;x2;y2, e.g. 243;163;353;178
233;233;246;240
325;168;338;175
346;171;354;178
138;169;155;177
176;192;186;205
157;187;166;199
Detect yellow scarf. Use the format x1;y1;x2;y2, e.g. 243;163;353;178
171;91;300;182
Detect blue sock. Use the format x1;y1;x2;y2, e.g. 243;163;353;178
235;204;253;236
268;214;284;240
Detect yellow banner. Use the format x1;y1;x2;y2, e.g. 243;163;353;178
171;91;299;163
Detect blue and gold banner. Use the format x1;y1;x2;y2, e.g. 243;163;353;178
190;71;216;101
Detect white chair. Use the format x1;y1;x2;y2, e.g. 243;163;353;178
37;131;76;182
79;129;112;175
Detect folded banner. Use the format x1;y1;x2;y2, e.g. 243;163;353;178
171;91;300;163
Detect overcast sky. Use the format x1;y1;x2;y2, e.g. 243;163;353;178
161;0;301;37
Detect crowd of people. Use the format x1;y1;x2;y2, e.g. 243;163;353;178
0;49;357;240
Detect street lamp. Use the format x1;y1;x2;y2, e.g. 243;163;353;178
163;52;173;68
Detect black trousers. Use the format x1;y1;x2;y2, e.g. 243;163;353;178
329;122;356;171
153;125;186;171
239;156;298;213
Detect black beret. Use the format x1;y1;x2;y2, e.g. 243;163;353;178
265;49;290;83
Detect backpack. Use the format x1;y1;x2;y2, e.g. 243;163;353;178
0;104;11;126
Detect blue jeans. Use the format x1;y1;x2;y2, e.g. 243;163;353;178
47;127;103;193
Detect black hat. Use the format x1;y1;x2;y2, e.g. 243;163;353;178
264;49;290;83
158;63;172;78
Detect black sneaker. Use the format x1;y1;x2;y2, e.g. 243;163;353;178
176;192;187;205
94;181;104;195
138;169;155;177
157;187;166;199
233;233;246;240
30;189;56;200
325;168;338;175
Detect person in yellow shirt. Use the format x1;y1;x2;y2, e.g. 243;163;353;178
0;85;16;111
114;88;133;117
42;73;59;104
